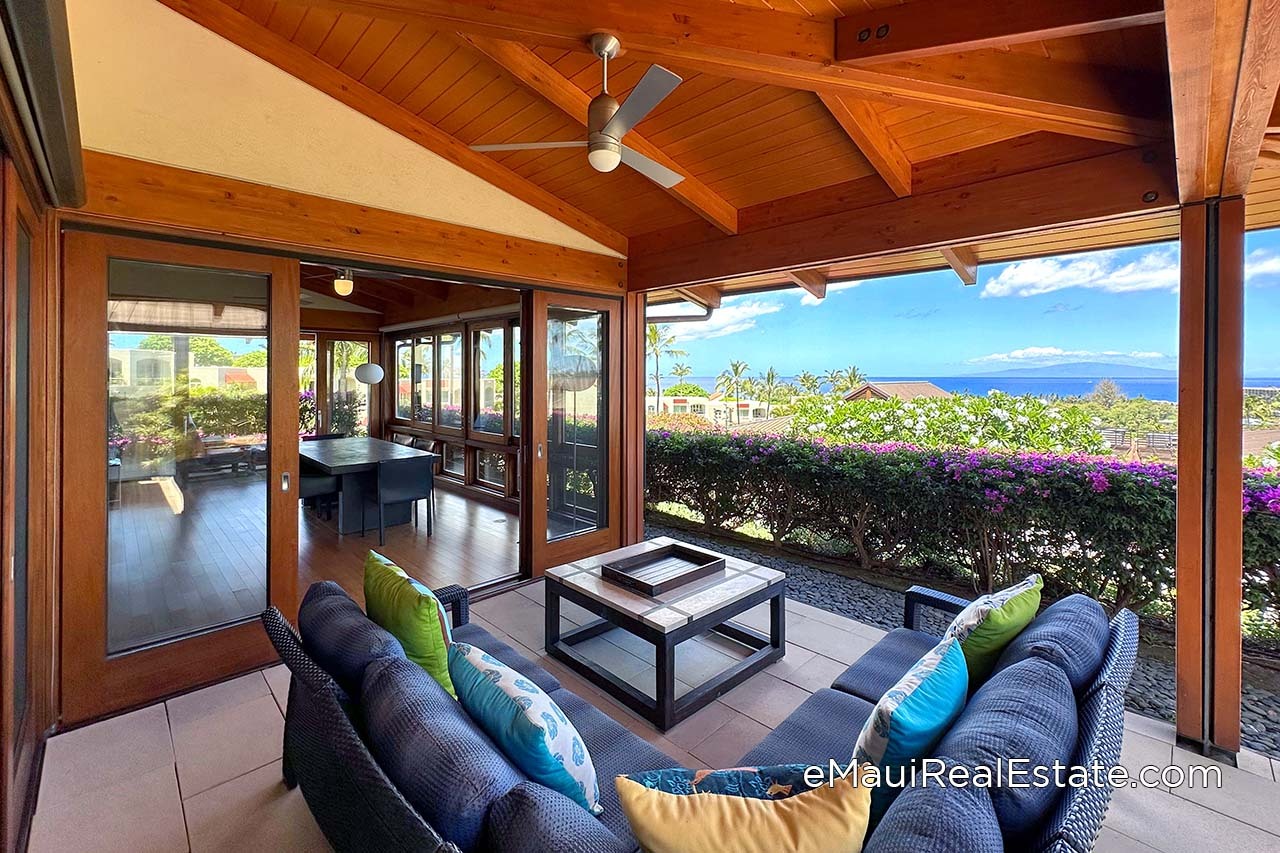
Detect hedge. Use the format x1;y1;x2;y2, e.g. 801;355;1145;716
646;429;1280;626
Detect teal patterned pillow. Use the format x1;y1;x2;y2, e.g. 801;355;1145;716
448;642;602;814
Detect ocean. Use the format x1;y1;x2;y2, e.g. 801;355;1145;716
673;376;1280;403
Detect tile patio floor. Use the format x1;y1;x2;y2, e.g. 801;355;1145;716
31;581;1280;852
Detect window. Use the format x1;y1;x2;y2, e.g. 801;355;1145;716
439;332;463;428
545;306;607;541
673;404;687;413
328;340;371;436
511;322;522;437
395;338;413;419
414;336;434;424
442;443;465;477
477;450;508;489
692;403;705;414
473;326;505;434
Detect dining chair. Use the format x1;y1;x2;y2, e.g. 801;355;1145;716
390;433;413;446
298;458;342;530
410;437;439;524
361;456;435;545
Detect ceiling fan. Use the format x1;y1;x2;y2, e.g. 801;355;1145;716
471;34;685;188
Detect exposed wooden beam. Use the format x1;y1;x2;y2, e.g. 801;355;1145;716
675;285;722;309
628;145;1176;290
158;0;628;256
819;95;912;197
457;34;738;234
939;245;979;284
300;278;390;313
79;151;628;293
784;269;828;300
835;0;1164;65
281;0;1167;144
1165;0;1280;200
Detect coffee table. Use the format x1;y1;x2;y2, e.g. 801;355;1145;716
544;537;786;731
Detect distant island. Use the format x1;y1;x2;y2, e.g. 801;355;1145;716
962;361;1178;379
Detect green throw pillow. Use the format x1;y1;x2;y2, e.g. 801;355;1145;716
363;551;456;698
946;574;1042;684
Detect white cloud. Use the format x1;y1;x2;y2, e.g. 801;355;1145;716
669;299;783;341
1246;248;1280;283
981;249;1180;298
792;279;862;306
969;346;1171;365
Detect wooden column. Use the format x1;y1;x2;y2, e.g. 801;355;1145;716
621;292;647;544
1176;197;1244;759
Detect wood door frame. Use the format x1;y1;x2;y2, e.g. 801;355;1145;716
312;332;382;437
526;291;623;574
59;230;298;726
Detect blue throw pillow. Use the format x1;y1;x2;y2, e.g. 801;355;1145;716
853;635;969;825
863;759;1003;853
934;657;1078;840
298;581;405;698
992;594;1110;692
449;642;602;814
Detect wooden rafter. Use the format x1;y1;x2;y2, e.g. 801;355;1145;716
784;269;828;300
818;95;912;197
280;0;1168;144
300;277;390;313
629;145;1177;290
675;285;722;309
939;245;979;285
457;34;738;234
159;0;628;255
1165;0;1280;201
834;0;1164;65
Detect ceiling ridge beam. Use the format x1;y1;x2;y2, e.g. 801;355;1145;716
628;145;1177;290
279;0;1168;144
939;245;979;284
819;94;912;197
456;33;738;233
158;0;629;256
784;268;828;300
835;0;1164;66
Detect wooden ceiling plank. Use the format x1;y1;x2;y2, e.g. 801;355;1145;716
834;0;1164;66
628;145;1177;290
784;268;828;299
159;0;628;255
674;284;723;309
278;0;1166;143
457;34;738;233
939;244;979;284
819;94;912;196
300;277;390;312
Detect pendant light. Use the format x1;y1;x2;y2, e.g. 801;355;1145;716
333;268;355;297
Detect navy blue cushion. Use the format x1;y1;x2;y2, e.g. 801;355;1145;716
831;628;938;703
362;656;526;852
935;657;1078;841
992;594;1109;692
453;622;561;694
298;581;404;698
549;687;683;846
739;688;875;767
1037;683;1126;851
484;781;630;853
864;759;1003;853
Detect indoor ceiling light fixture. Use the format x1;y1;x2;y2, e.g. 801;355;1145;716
333;269;355;297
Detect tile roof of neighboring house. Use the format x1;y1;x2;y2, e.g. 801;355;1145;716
732;415;795;435
845;381;951;401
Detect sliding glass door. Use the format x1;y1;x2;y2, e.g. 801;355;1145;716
61;233;299;724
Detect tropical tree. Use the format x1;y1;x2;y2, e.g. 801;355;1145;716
716;360;751;424
824;365;868;395
1089;378;1125;408
138;334;236;367
795;370;821;395
758;367;782;417
646;324;687;405
672;363;693;381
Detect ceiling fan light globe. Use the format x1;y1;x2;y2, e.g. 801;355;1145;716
588;145;622;172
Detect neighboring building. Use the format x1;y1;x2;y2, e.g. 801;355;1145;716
646;392;772;426
844;380;951;402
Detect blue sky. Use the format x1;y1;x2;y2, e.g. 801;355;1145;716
653;228;1280;379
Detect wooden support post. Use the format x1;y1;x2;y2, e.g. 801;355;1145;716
621;292;647;545
1176;197;1244;761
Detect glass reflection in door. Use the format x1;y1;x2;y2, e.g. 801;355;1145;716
545;307;607;541
107;260;269;653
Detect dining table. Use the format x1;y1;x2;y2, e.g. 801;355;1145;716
299;437;440;535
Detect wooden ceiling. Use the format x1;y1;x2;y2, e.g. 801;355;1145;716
163;0;1280;304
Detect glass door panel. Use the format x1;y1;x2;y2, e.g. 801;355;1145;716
299;336;317;436
473;326;505;435
327;339;371;436
415;335;434;424
439;331;463;428
395;338;413;419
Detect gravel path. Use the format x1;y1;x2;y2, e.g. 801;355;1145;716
647;521;1280;759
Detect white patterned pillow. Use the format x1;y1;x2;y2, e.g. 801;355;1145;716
447;642;602;814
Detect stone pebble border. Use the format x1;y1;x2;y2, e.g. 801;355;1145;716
646;522;1280;759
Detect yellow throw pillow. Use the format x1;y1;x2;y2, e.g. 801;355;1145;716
616;765;870;853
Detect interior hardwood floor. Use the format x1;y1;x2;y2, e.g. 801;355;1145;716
299;486;521;605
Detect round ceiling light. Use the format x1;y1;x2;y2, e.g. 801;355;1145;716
333;270;355;297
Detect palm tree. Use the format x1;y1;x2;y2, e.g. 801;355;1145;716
716;360;750;424
795;370;820;396
672;363;693;381
825;365;867;395
646;324;686;406
758;367;782;418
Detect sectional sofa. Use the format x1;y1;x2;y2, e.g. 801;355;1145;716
262;580;1137;852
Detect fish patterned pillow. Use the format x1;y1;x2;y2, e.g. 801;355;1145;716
447;642;601;814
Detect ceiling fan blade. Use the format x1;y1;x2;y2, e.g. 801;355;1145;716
470;141;586;152
603;65;682;139
620;145;684;188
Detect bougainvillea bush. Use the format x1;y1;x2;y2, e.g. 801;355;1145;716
646;429;1280;630
791;391;1108;453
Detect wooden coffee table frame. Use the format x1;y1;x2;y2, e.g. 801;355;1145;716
544;576;786;731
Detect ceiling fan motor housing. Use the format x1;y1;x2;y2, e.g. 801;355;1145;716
587;92;622;171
